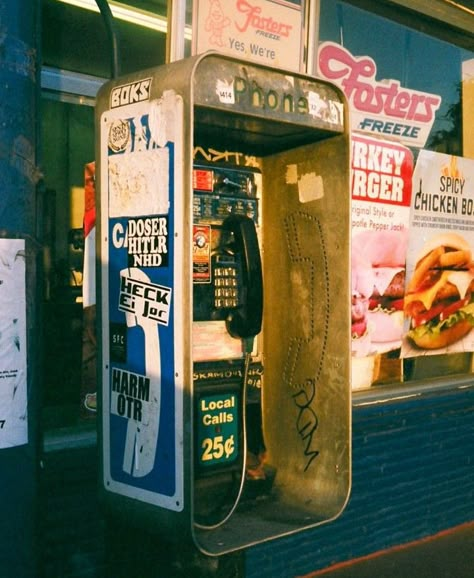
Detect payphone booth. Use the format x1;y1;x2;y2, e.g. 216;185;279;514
96;52;351;554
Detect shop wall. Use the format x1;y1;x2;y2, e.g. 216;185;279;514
39;384;474;577
39;445;107;578
245;385;474;578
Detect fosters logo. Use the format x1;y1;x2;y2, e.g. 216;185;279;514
317;42;442;148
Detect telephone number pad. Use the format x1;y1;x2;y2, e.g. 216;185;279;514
214;265;239;309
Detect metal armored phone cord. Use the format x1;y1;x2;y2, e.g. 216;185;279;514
194;339;253;530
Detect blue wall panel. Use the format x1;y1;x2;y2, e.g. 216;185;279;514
245;385;474;578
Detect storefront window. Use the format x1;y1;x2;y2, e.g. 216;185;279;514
320;0;472;157
39;1;183;432
42;0;168;77
40;1;474;432
319;0;474;390
40;93;96;430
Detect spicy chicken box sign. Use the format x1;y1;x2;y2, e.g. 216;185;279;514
402;152;474;357
351;134;413;358
317;42;442;149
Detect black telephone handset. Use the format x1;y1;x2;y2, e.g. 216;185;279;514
222;214;263;340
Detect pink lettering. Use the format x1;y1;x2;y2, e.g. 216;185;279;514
235;0;292;37
414;96;442;123
318;42;441;123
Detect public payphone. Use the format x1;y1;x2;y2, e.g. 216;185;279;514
192;163;265;528
96;52;351;554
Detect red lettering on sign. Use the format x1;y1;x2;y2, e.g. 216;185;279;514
318;43;441;124
235;0;293;37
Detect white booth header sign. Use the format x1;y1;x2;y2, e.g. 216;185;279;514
193;0;304;72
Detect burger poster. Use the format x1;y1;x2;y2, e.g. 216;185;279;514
402;151;474;357
351;134;414;358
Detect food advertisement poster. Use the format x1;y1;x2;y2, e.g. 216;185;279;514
100;88;183;510
0;239;28;448
351;134;413;358
402;152;474;357
193;0;304;71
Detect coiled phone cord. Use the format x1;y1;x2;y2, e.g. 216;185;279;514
194;340;253;530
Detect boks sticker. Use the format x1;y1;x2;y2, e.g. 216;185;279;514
110;78;152;109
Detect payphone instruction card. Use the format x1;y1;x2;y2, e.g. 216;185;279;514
101;88;184;510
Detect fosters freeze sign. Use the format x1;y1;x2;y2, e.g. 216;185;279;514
194;0;304;71
317;42;442;148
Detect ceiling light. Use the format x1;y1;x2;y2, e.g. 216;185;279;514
55;0;191;38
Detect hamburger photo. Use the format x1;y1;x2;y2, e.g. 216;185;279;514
404;232;474;349
352;230;408;351
351;288;371;357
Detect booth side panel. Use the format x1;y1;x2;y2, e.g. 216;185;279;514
261;135;351;518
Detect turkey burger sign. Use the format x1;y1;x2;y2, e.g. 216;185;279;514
351;134;414;357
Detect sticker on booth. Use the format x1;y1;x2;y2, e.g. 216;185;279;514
101;90;184;511
402;152;474;357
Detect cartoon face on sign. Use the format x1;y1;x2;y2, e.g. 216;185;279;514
205;0;231;47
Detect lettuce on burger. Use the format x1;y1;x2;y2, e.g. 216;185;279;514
404;232;474;349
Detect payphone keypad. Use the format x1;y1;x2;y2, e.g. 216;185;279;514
214;257;239;310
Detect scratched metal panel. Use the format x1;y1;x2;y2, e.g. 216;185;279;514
192;53;345;156
261;136;351;519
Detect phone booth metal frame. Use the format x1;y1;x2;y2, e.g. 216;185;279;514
96;51;352;555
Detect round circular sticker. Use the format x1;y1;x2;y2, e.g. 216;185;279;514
108;120;130;153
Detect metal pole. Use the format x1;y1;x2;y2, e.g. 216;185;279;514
166;0;187;63
305;0;322;76
0;0;41;576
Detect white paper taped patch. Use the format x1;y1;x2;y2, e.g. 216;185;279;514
298;173;324;203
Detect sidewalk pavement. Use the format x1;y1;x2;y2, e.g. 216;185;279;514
300;521;474;578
